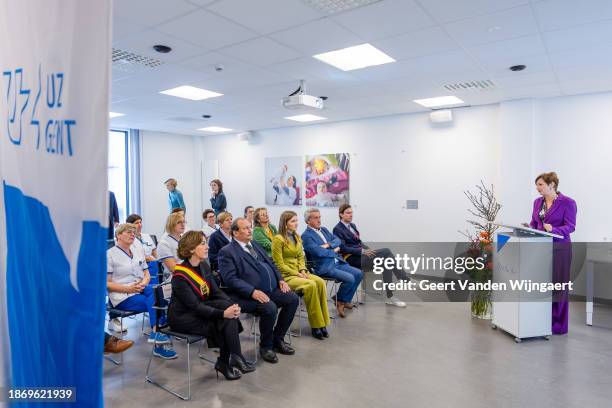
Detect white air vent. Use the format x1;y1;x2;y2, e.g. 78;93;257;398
112;48;164;74
442;80;496;92
302;0;382;14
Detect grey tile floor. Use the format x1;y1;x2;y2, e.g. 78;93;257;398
103;300;612;408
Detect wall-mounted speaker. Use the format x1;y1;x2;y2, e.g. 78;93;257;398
429;110;453;124
237;131;253;143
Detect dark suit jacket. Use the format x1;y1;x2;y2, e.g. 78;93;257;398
218;240;282;298
301;226;345;274
108;191;119;239
333;221;365;257
208;229;230;271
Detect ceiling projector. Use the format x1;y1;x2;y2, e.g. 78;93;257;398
281;80;325;110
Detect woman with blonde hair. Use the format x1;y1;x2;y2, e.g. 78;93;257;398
208;211;233;272
165;178;186;213
157;212;186;277
271;211;330;339
252;207;277;257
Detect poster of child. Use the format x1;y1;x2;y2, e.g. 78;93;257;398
265;156;302;206
304;153;349;207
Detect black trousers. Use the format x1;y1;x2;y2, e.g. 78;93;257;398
232;289;298;350
347;247;410;298
169;299;243;363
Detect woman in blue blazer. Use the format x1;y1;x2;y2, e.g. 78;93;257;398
210;179;227;215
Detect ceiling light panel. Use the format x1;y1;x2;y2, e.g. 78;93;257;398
413;96;464;108
160;85;223;101
313;43;395;71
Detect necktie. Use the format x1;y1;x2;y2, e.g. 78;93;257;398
245;243;259;260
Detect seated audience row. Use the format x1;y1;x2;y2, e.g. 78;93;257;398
105;204;410;378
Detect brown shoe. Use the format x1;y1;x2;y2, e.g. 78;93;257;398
337;303;346;318
343;302;355;309
104;335;134;354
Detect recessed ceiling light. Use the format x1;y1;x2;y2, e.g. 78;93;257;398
313;43;395;71
109;112;125;118
509;64;526;72
413;96;464;108
153;44;172;53
160;85;223;101
197;126;233;133
284;114;327;122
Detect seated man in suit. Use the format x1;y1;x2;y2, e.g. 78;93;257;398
333;204;409;308
218;217;298;364
301;208;362;318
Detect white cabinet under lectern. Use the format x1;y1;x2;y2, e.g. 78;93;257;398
492;224;562;343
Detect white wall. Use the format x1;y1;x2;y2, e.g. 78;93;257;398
193;105;502;242
534;92;612;242
140;95;612;242
140;130;199;237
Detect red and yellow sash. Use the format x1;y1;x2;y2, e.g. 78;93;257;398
174;264;211;300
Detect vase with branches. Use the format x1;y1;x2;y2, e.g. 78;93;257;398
460;181;502;319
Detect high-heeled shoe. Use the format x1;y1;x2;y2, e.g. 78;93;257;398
311;328;324;340
230;354;256;373
214;358;241;380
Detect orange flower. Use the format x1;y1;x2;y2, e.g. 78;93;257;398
480;239;491;245
480;231;489;238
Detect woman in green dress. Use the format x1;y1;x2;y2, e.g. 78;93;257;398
271;211;330;340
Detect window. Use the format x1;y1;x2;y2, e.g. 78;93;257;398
108;129;129;222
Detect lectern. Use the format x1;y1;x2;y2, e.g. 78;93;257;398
492;223;563;343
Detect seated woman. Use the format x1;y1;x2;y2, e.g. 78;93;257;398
252;207;277;257
201;209;218;238
157;212;186;278
271;211;330;340
107;223;177;359
126;214;157;262
208;211;233;271
168;231;254;380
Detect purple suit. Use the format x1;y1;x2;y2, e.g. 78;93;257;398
530;192;577;334
529;192;577;243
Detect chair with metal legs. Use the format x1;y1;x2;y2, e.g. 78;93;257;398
104;306;146;365
290;290;305;337
322;277;341;321
144;281;211;401
245;309;296;362
246;313;259;363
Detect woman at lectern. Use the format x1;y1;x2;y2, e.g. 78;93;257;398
529;172;577;335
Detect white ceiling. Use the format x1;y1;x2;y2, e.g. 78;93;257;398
110;0;612;135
